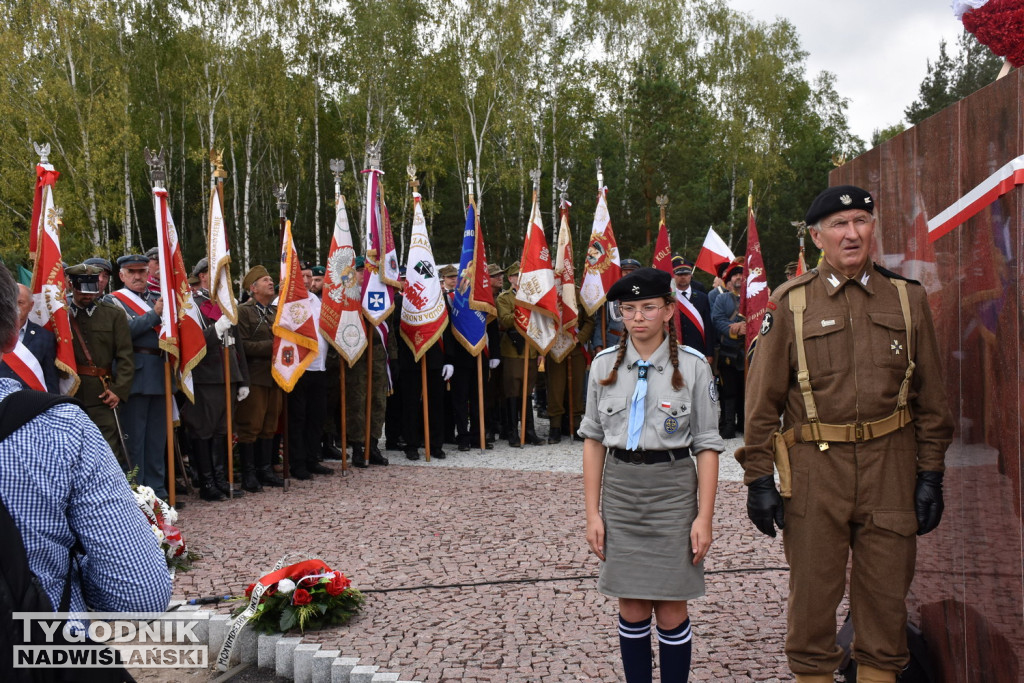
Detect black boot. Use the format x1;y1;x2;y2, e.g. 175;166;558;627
211;440;244;498
369;443;389;466
506;398;522;447
257;438;285;487
720;399;737;439
350;443;368;468
547;426;562;444
193;439;226;501
524;398;545;445
239;442;262;493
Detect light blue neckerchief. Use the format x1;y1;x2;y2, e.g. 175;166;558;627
626;360;652;451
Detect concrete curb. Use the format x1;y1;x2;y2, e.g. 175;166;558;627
167;602;420;682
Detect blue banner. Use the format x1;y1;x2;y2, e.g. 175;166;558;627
450;203;488;355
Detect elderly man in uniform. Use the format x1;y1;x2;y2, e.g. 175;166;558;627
65;264;134;467
107;254;170;497
235;265;285;490
181;258;249;500
495;261;544;446
736;186;953;683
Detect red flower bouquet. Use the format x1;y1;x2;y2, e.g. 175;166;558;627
232;560;364;634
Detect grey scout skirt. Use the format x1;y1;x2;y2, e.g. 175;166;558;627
597;453;704;601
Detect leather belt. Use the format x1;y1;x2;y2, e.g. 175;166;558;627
77;366;111;378
782;406;911;448
612;447;690;464
133;346;162;356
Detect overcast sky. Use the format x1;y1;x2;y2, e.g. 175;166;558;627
726;0;966;143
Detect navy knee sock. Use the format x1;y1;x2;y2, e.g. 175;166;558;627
618;614;653;683
657;618;692;682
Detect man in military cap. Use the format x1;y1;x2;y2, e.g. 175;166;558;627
784;261;799;280
235;265;285;490
107;254;170;497
673;255;713;360
711;258;745;438
439;264;458;294
83;257;113;293
495;261;544;446
310;266;325;296
65;264;134;467
180;257;249;500
737;185;953;683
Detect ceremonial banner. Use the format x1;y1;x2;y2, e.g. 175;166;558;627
579;188;621;315
272;220;318;392
653;211;683;342
795;250;807;276
30;164;58;257
514;196;559;355
360;168;397;326
740;205;769;351
450;200;495;355
695;226;736;277
207;181;238;323
154;188;207;402
652;218;673;275
400;192;448;361
2;341;47;392
549;202;578;362
28;169;77;395
320;194;366;366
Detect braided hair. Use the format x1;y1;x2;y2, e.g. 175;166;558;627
599;294;684;390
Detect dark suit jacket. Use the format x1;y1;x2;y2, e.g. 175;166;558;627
677;288;714;358
0;321;59;393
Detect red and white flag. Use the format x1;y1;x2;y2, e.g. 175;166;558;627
273;220;319;392
549;201;579;363
740;204;769;351
652;216;673;275
28;167;77;395
154;188;207;402
400;192;448;361
927;153;1024;241
579;187;621;315
207;180;237;324
2;341;47;392
360;167;398;326
695;226;735;277
320;194;366;366
515;195;559;355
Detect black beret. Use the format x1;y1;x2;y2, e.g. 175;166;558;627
619;258;642;272
311;266;325;276
607;267;672;302
117;254;149;268
805;185;874;226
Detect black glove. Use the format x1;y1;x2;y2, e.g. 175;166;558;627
746;475;785;537
914;471;944;536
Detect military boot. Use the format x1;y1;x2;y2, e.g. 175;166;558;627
239;442;262;493
547;426;562;444
192;439;226;501
211;440;244;498
350;443;368;468
524;397;545;445
506;398;522;447
256;438;285;487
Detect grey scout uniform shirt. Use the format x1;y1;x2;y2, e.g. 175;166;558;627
579;337;724;454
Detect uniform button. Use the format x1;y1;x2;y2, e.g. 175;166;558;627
672;410;678;415
657;366;663;371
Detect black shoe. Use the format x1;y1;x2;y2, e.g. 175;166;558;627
526;432;545;446
369;447;389;466
508;439;521;448
458;443;471;452
290;467;313;481
486;441;494;449
322;443;344;460
405;450;420;461
199;485;226;502
309;462;334;475
351;457;368;469
433;449;446;460
547;427;562;444
216;484;245;498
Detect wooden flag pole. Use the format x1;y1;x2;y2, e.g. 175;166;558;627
340;362;347;472
223;347;234;497
520;352;529;446
364;328;373;466
477;354;486;450
164;360;175;507
567;354;575;442
274;183;290;491
421;359;431;461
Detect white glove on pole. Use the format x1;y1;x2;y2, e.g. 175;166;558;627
236;386;250;402
214;316;232;340
489;358;500;370
441;364;454;382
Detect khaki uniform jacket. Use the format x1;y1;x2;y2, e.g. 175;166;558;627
69;300;135;403
236;299;276;387
735;260;953;485
579;337;724;455
496;289;538;360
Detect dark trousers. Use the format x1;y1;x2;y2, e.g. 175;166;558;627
123;394;168;498
287;370;327;471
384;358;404;446
400;355;444;452
452;361;488;446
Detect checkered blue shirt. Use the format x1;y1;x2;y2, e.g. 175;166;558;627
0;379;172;613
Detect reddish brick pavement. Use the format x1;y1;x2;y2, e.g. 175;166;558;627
165;465;792;681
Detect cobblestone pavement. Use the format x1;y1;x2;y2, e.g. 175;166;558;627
153;434;795;681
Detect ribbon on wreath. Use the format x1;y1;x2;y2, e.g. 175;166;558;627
217;557;332;671
927;153;1024;242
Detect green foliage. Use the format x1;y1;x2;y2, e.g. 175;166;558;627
905;30;1005;125
0;0;858;290
236;571;366;636
871;123;907;148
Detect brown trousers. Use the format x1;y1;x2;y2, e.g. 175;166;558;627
545;350;585;426
236;384;282;442
782;430;919;674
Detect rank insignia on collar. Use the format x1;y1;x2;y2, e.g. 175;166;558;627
827;273;841;288
860;272;870;285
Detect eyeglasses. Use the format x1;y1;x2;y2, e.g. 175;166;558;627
612;302;665;321
821;215;874;231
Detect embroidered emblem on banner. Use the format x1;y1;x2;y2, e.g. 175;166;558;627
664;416;679;434
760;312;773;335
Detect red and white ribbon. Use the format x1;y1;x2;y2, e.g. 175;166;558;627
927;154;1024;242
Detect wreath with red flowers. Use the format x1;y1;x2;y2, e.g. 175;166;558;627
960;0;1024;68
232;561;364;634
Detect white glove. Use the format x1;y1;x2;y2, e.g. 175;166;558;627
441;364;454;382
214;316;232;340
236;386;250;402
488;358;500;370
